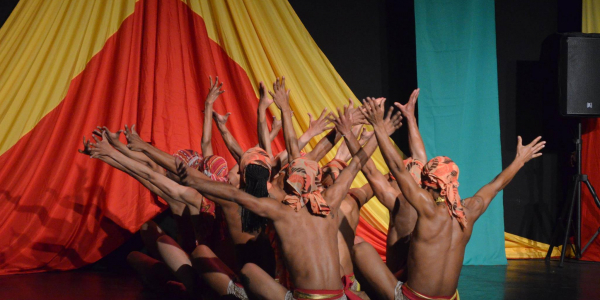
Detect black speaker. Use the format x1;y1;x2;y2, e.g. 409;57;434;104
559;33;600;117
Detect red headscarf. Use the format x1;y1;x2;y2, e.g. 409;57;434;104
421;156;465;228
283;157;330;216
173;149;203;170
201;155;229;183
321;158;348;181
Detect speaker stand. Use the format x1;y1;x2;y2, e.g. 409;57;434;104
545;121;600;266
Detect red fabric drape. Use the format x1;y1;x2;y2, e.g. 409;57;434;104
356;217;387;261
581;119;600;261
0;0;284;275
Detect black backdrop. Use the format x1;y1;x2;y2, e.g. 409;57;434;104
0;0;584;267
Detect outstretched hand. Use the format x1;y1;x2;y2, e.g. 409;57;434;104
360;97;386;126
93;126;123;146
213;111;231;127
206;76;225;105
515;136;545;164
382;106;403;136
258;81;273;111
346;98;367;126
269;77;291;111
89;132;116;159
331;104;354;136
307;108;334;136
394;88;419;120
78;136;93;156
124;124;147;152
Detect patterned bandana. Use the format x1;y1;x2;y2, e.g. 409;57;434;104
388;157;424;185
321;159;348;181
201;155;229;182
421;156;465;228
282;157;330;216
239;147;272;182
173;149;203;170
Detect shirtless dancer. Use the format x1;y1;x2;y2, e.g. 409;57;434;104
320;106;402;296
347;91;427;289
357;97;545;299
176;77;376;300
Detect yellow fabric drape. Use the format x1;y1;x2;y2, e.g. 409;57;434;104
505;232;573;259
0;0;136;154
583;0;600;34
186;0;394;231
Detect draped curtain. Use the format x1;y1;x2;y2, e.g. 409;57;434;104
0;0;399;274
580;0;600;262
414;0;506;265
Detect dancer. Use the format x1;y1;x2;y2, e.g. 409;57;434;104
176;78;376;300
347;90;426;288
321;106;402;297
357;97;545;300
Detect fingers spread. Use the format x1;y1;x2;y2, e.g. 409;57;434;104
527;136;542;147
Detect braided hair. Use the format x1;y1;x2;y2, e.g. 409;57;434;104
241;164;270;233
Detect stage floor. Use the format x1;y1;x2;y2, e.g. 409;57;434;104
0;260;599;300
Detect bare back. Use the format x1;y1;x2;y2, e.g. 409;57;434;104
406;202;474;297
273;204;343;290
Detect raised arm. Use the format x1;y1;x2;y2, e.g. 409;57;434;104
257;81;275;159
90;132;204;210
304;99;363;162
94;126;163;174
80;136;186;214
333;125;364;163
123;124;183;175
323;106;377;210
362;98;435;217
466;136;545;222
201;76;225;157
348;183;375;209
344;104;403;210
213;111;244;163
395;89;426;162
269;77;299;160
176;158;284;221
275;108;333;169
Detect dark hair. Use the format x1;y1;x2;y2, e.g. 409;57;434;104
241;164;270;233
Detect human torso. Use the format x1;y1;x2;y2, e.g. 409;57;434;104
274;206;343;290
406;203;473;297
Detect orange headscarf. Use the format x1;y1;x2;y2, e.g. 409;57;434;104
321;159;348;181
239;147;272;181
388;157;424;185
282;157;330;216
421;156;466;228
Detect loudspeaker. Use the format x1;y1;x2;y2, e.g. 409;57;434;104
560;33;600;117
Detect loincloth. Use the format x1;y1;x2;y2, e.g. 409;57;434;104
285;288;347;300
395;282;459;300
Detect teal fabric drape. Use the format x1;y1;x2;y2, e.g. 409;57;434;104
415;0;506;265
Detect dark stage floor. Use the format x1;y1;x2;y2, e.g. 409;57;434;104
0;260;599;300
